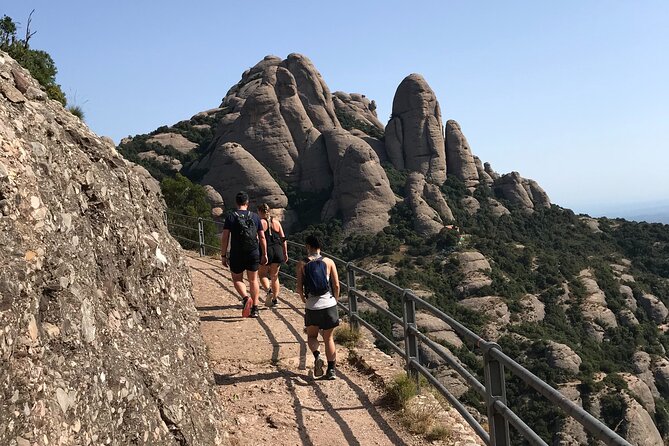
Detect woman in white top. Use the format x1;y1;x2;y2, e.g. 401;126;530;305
296;235;340;380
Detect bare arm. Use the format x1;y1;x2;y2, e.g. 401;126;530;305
220;229;230;267
296;261;305;302
258;229;268;265
328;259;340;300
277;221;288;262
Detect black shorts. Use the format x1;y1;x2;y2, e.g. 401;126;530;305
266;243;285;265
305;306;340;330
229;251;260;274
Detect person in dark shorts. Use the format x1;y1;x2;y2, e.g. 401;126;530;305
296;235;340;380
220;191;268;318
257;203;288;307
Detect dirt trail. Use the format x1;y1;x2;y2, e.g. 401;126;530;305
187;254;434;446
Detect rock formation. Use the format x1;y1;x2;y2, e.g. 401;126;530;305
454;251;493;296
332;91;384;134
321;130;395;234
638;293;668;324
147;132;198;154
405;172;446;236
546;342;582;374
385;74;447;184
458;296;509;340
445;120;479;188
0;51;225;445
493;171;550;213
578;269;618;341
195;142;288;211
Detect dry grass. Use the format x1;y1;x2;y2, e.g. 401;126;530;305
334;321;362;347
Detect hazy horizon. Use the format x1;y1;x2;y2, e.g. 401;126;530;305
3;1;667;218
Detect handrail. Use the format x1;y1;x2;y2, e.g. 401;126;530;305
165;211;632;446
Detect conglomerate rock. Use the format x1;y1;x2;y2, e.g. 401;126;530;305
445;120;479;188
0;51;226;445
385;74;447;184
196;142;288;210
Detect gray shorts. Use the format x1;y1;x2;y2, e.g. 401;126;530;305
305;306;339;330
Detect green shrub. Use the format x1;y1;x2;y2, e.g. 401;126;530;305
384;374;418;409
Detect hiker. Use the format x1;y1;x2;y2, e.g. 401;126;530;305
220;191;268;318
257;203;288;307
296;235;340;380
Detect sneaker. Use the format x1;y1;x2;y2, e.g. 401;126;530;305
242;297;253;318
313;357;325;378
324;368;336;380
271;298;278;307
250;306;259;318
264;289;273;307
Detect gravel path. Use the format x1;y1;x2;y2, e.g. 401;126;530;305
187;254;435;446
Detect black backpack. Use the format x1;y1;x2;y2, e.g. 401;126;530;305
303;256;330;296
234;211;258;252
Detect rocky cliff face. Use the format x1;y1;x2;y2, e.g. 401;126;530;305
0;52;226;445
385;74;447;185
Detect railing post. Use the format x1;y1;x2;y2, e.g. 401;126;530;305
347;264;359;330
484;344;510;446
402;290;419;386
197;217;205;257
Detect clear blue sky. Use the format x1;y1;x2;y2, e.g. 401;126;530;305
3;1;668;215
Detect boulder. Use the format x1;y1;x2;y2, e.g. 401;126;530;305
202;185;224;208
580;217;603;233
147;132;198;154
487;198;510;217
638;293;668;324
622;394;663;446
546;342;582;374
0;51;225;444
578;270;618;340
356;291;389;314
197;142;288;211
405;172;444;236
618;309;639;327
322;130;395;235
332;91;384;134
621;373;655;415
458;296;509;340
445;120;479;188
517;294;545;323
281;53;339;130
137;150;182;171
493;172;535;213
554;383;588;445
653;357;669;395
454;251;492;296
423;183;454;222
473;156;493;186
385;74;446;184
415;312;462;348
620;285;637;311
461;196;480;215
484;162;500;180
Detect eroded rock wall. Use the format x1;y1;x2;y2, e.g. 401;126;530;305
0;51;226;446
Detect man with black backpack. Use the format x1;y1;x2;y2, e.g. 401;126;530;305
296;235;340;380
221;191;268;318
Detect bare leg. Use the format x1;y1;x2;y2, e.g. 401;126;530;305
269;263;281;299
322;328;336;362
231;272;247;299
247;270;260;306
306;325;320;354
258;264;270;292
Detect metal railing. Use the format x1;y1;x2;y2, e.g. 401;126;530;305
166;211;631;446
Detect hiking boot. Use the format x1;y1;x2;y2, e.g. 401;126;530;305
250;306;259;318
264;289;273;307
242;297;253;318
313;357;325;378
324;368;336;380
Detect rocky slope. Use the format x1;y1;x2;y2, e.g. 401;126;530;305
0;51;226;445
